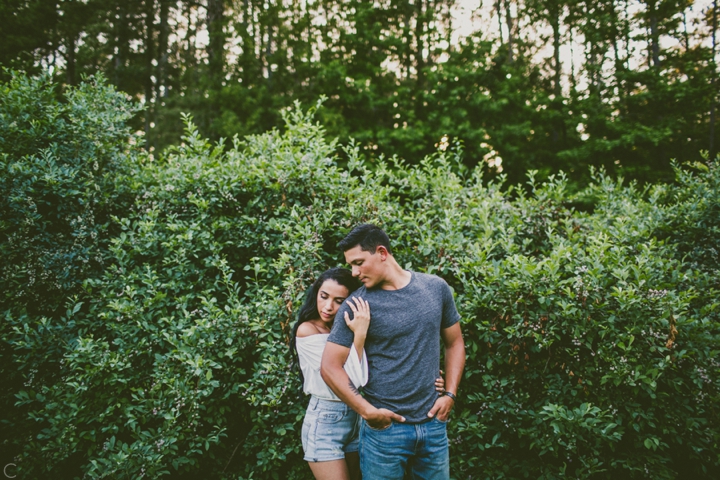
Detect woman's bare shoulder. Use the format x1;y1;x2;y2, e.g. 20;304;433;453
296;321;322;338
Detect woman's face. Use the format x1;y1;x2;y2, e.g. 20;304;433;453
316;279;350;324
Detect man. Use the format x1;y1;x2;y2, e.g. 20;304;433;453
321;224;466;479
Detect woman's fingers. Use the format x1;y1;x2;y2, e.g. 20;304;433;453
360;297;370;315
348;297;370;326
435;370;446;393
345;297;370;334
350;297;369;316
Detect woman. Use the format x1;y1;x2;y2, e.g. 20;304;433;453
290;268;445;480
291;268;367;480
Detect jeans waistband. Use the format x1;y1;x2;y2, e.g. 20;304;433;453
309;395;350;412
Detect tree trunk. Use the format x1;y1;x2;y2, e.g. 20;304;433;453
550;3;562;144
612;34;623;102
711;0;718;159
570;28;576;90
624;1;631;71
415;0;425;89
587;41;597;95
156;0;170;100
144;0;156;145
504;0;514;63
238;0;251;65
266;22;273;86
113;3;129;87
207;0;225;89
238;0;258;78
551;5;561;97
610;1;623;101
648;0;660;69
65;34;76;86
496;0;504;45
402;1;412;79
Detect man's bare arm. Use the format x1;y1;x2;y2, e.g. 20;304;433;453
321;341;405;428
427;322;466;420
441;322;466;395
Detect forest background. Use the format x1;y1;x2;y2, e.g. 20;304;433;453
1;0;720;479
2;0;719;186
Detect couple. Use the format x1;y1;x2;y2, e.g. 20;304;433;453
291;224;466;479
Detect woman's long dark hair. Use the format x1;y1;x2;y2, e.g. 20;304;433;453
289;267;360;383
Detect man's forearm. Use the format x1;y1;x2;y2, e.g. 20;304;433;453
443;336;466;395
322;342;405;427
321;362;375;418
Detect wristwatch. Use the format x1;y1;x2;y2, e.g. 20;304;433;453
443;391;457;401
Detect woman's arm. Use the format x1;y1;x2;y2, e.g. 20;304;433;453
344;296;370;361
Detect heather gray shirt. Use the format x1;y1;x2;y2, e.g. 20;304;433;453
327;271;461;423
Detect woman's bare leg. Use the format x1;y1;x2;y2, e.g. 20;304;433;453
308;459;351;480
346;452;361;480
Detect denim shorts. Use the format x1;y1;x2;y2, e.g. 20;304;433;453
301;395;360;462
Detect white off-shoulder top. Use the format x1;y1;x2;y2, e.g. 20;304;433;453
296;334;368;401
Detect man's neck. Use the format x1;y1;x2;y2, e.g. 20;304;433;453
378;261;412;291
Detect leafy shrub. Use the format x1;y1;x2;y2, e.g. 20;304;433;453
0;72;139;474
1;74;719;479
0;72;139;316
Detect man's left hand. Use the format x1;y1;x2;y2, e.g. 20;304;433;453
427;394;454;421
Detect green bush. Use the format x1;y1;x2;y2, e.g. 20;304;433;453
0;72;140;475
1;74;719;479
0;72;139;316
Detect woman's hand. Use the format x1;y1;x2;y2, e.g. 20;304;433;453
435;369;446;394
344;296;370;336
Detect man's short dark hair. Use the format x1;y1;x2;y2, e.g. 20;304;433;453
337;223;393;255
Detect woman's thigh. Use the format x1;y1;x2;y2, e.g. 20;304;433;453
308;458;351;480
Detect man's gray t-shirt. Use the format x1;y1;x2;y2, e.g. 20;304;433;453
327;271;460;423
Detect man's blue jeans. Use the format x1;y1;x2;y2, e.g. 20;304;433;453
359;417;450;480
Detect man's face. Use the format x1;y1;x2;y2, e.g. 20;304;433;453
344;245;385;289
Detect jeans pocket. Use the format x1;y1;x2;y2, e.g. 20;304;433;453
366;420;393;431
434;415;449;424
317;410;343;424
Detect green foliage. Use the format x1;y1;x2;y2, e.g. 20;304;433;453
2;74;719;478
3;1;718;187
0;72;141;476
0;72;140;315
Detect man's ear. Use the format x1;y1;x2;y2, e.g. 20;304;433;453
376;245;389;260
